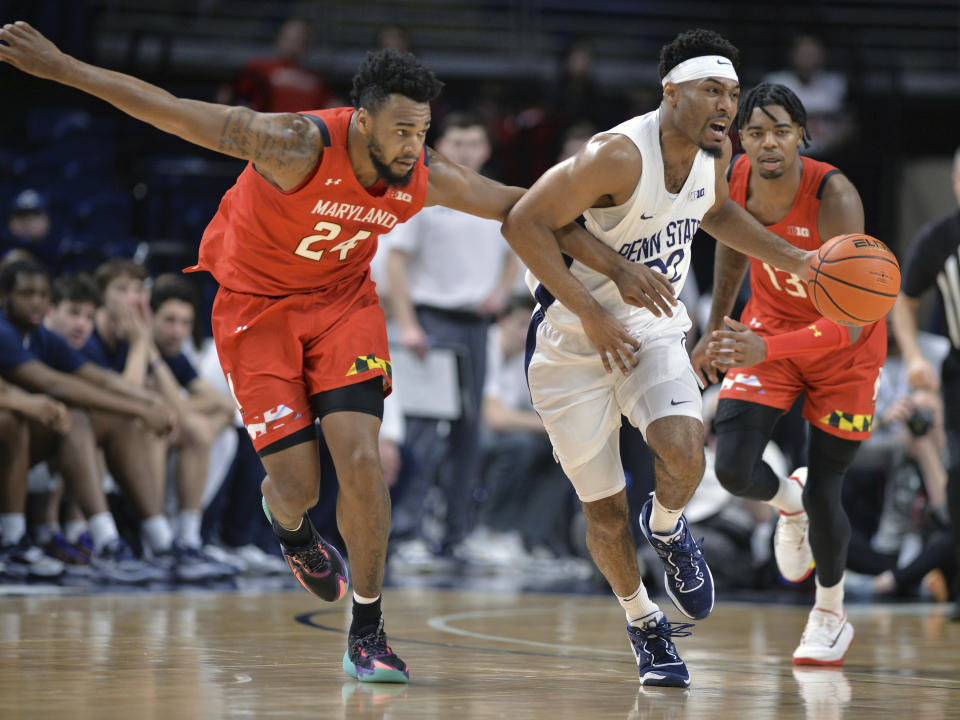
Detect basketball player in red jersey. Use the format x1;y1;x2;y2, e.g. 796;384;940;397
0;21;679;682
690;84;886;665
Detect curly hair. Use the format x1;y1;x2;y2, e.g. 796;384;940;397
734;82;811;147
658;28;740;81
350;49;444;112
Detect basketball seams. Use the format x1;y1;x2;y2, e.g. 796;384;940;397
809;233;900;325
814;268;899;297
809;280;870;324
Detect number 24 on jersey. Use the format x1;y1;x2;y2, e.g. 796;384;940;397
295;221;370;262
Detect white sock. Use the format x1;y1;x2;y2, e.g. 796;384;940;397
650;494;683;536
0;513;27;545
88;512;120;552
354;592;380;604
815;574;845;614
617;583;660;624
63;520;87;544
770;475;804;514
141;514;174;553
177;509;203;549
34;523;60;547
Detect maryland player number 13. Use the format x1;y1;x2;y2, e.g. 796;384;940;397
295;221;371;262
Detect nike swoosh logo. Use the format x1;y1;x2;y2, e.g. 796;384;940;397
670;399;691;406
641;213;654;220
717;59;731;65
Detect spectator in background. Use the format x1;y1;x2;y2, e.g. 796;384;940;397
385;112;519;562
0;260;173;582
83;261;227;580
217;17;334;113
891;145;960;620
4;189;61;273
33;273;102;566
763;35;852;160
146;275;235;575
470;294;578;564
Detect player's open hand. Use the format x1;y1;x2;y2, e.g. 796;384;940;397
707;315;766;369
0;21;72;82
689;331;720;387
579;303;640;375
612;261;677;317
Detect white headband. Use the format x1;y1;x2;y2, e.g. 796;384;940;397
661;55;739;87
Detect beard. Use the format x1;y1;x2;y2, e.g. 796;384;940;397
368;136;415;188
698;140;724;158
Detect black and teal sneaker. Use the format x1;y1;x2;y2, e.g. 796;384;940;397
343;619;409;683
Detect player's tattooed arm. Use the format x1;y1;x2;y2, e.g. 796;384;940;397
217;108;322;189
0;21;320;191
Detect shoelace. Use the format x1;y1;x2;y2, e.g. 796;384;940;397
352;627;390;658
291;544;330;574
670;533;706;580
644;619;695;641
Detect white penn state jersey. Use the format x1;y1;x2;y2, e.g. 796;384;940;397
526;108;717;334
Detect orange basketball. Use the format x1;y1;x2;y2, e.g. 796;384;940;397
806;233;901;326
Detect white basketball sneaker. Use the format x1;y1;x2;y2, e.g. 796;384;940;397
793;607;854;665
774;467;814;582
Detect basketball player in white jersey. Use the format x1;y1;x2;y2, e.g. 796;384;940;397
502;29;816;686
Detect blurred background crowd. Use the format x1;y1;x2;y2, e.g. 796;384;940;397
1;0;958;606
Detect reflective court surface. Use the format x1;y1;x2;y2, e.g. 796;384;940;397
0;589;958;719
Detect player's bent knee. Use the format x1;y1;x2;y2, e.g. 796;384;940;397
565;436;626;503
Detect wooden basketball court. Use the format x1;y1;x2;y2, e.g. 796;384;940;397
1;588;957;719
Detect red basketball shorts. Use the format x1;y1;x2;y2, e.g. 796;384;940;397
211;281;391;451
718;320;886;440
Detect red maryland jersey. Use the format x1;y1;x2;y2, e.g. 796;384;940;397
728;154;839;327
190;106;429;296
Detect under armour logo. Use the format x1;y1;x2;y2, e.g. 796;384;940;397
749;317;762;329
325;178;342;185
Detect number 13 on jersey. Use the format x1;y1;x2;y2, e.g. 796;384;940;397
295;221;371;262
761;262;807;298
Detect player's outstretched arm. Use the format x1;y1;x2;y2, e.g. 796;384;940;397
0;21;320;190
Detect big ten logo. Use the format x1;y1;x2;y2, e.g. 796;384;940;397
688;187;706;201
386;189;412;202
852;236;888;251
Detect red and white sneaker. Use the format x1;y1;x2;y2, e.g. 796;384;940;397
774;467;814;583
793;607;854;665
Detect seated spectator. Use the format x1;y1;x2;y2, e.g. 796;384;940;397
469;295;580;564
0;260;175;582
31;273;102;566
147;275;235;561
81;261;233;580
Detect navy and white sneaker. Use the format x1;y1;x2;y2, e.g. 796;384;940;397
626;611;693;687
639;497;714;620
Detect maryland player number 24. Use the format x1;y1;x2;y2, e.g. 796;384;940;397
295;221;371;262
